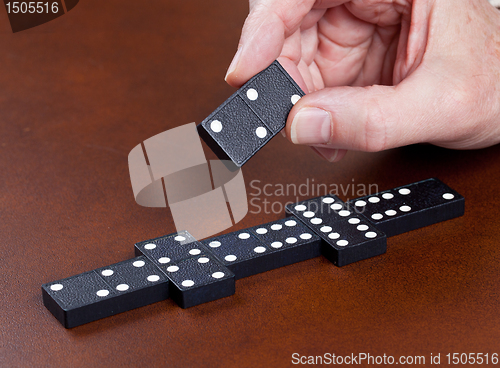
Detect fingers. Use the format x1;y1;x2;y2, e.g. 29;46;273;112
285;73;449;152
225;0;316;87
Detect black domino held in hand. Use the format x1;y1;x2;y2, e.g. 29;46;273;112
42;256;169;328
346;178;465;237
197;60;304;167
286;195;387;267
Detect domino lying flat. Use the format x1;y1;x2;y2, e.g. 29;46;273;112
285;195;386;267
201;217;321;280
42;256;169;328
42;178;464;328
346;178;465;237
134;231;235;308
197;60;304;167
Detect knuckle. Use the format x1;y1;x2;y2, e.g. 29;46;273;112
361;90;390;152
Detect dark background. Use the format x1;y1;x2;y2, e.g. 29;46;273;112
1;1;499;367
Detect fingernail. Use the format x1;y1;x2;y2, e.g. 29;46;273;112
280;129;286;138
225;47;242;81
290;108;331;145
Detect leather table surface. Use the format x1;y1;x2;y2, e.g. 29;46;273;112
1;1;499;367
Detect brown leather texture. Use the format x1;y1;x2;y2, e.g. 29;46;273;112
1;1;499;367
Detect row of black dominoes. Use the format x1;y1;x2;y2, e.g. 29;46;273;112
42;178;464;328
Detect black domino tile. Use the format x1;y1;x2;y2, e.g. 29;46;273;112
248;216;322;268
197;60;304;167
95;256;169;303
197;94;273;167
238;61;304;133
42;256;169;328
347;178;465;237
163;254;235;309
201;230;277;280
286;196;387;267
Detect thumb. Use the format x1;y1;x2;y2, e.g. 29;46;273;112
286;78;446;152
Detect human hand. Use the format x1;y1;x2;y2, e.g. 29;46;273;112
225;0;500;162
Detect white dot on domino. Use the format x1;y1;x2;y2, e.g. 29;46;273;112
322;197;334;204
96;290;109;297
209;241;221;248
400;205;411;212
174;235;186;242
348;218;360;224
198;257;209;263
167;265;179;272
116;284;129;291
365;232;377;238
225;255;237;262
294;204;307;211
271;241;283;248
255;127;267;138
159;256;171;264
147;275;160;282
300;233;312;240
238;233;250;240
382;193;394;200
368;197;380;203
50;284;63;291
355;200;366;207
337;240;349;247
328;232;340;239
254;246;266;253
443;193;454;200
320;226;332;233
285;237;297;244
144;243;156;250
331;203;343;211
256;228;267;235
210;120;222;133
291;94;301;105
133;260;145;267
101;269;113;277
212;272;225;279
399;188;411;195
271;224;282;231
357;224;369;231
385;210;397;216
310;218;322;225
189;249;201;255
246;88;258;101
182;280;194;288
372;213;383;220
285;220;297;227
